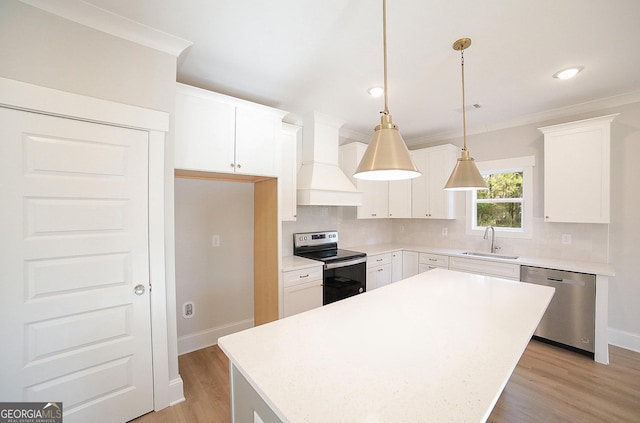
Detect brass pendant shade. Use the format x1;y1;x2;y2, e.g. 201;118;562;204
354;114;421;180
444;149;488;190
444;38;488;191
354;0;421;181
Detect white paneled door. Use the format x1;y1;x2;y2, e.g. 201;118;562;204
0;107;153;422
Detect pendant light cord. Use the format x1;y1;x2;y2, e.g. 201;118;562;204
382;0;389;116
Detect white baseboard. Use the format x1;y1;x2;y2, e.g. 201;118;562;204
168;377;185;406
178;318;254;355
608;327;640;353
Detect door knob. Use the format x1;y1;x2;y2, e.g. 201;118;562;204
134;284;146;295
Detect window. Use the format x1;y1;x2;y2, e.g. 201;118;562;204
466;156;535;239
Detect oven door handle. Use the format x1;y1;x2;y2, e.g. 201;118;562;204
324;256;367;270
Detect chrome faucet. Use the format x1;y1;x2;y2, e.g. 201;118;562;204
483;225;497;253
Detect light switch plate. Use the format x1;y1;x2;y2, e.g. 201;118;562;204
212;234;220;247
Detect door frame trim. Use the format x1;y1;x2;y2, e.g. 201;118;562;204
0;76;178;411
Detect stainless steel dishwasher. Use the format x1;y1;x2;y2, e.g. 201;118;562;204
520;265;596;355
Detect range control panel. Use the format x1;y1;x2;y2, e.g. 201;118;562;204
294;230;338;248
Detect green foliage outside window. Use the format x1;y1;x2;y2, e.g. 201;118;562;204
476;172;523;228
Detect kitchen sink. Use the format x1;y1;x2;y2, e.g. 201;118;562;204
462;251;519;260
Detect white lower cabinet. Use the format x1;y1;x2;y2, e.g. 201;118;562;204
391;251;403;282
448;256;520;281
283;266;323;317
419;253;449;273
366;253;393;291
402;251;419;279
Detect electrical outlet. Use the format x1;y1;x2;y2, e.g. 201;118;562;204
183;301;195;318
561;234;572;245
212;234;220;247
399;225;405;233
442;227;448;236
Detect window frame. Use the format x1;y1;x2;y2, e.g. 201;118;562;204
466;156;535;239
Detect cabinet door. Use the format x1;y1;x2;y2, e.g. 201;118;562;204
174;89;235;172
388;179;412;218
339;142;389;219
402;251;419;278
426;147;456;219
280;123;300;221
235;107;280;176
411;146;456;219
283;279;323;317
367;264;392;290
411;149;429;217
541;115;615;223
391;251;403;282
358;180;389;218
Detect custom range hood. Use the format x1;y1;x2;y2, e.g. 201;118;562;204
297;112;363;206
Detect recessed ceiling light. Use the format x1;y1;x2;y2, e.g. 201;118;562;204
367;86;384;97
553;66;584;80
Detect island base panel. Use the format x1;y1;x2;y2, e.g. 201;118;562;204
231;364;282;423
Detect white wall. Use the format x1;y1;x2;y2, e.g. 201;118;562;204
174;178;255;354
0;1;176;112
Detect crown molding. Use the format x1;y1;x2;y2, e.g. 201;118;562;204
20;0;193;57
409;90;640;146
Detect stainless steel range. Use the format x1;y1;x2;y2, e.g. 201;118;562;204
293;231;366;305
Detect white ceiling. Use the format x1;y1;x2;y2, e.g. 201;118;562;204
85;0;640;145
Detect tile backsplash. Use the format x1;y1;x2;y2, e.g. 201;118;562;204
281;206;392;256
282;206;609;263
391;218;609;263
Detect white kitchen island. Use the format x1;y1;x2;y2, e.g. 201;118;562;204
218;268;554;423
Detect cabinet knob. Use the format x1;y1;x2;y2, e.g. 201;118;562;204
378;268;384;272
545;215;549;219
237;163;242;168
230;163;235;168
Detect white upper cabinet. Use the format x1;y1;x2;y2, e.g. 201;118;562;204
174;83;287;176
280;123;300;221
388;179;412;218
339;142;389;219
539;114;618;224
411;144;458;219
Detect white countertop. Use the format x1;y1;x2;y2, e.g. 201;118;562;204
219;268;555;423
342;243;615;276
281;255;323;272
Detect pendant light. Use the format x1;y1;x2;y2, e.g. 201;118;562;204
353;0;421;181
444;38;488;191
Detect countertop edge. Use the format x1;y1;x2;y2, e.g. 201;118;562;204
344;243;615;276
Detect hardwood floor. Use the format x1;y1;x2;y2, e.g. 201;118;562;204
489;341;640;422
133;340;640;422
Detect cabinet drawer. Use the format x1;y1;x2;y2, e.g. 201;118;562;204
419;253;449;269
284;266;323;287
449;256;520;280
366;253;392;268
